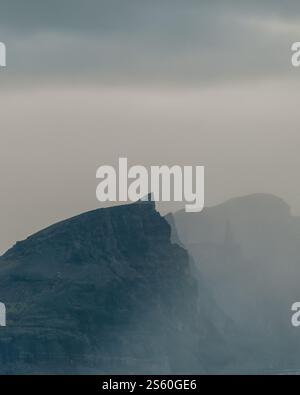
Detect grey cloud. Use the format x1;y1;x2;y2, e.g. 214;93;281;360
0;1;299;33
0;1;299;85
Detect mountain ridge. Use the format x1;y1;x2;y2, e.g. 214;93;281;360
172;193;300;372
0;197;233;374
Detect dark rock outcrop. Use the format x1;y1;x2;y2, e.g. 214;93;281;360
0;199;232;374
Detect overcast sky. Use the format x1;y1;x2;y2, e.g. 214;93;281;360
0;1;300;253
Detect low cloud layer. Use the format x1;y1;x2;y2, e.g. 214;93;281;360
1;1;300;85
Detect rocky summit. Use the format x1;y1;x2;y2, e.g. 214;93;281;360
0;198;232;374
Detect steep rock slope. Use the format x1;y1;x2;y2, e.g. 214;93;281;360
0;199;231;374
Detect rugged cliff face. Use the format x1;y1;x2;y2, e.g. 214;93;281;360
0;199;231;374
172;194;300;373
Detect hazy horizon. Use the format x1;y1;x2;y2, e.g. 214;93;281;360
0;191;297;256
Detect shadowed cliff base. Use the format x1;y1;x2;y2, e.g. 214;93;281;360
0;198;237;374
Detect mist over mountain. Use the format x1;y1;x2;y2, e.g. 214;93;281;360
0;198;235;374
172;193;300;372
1;193;298;374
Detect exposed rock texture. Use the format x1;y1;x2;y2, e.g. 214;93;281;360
0;199;231;374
